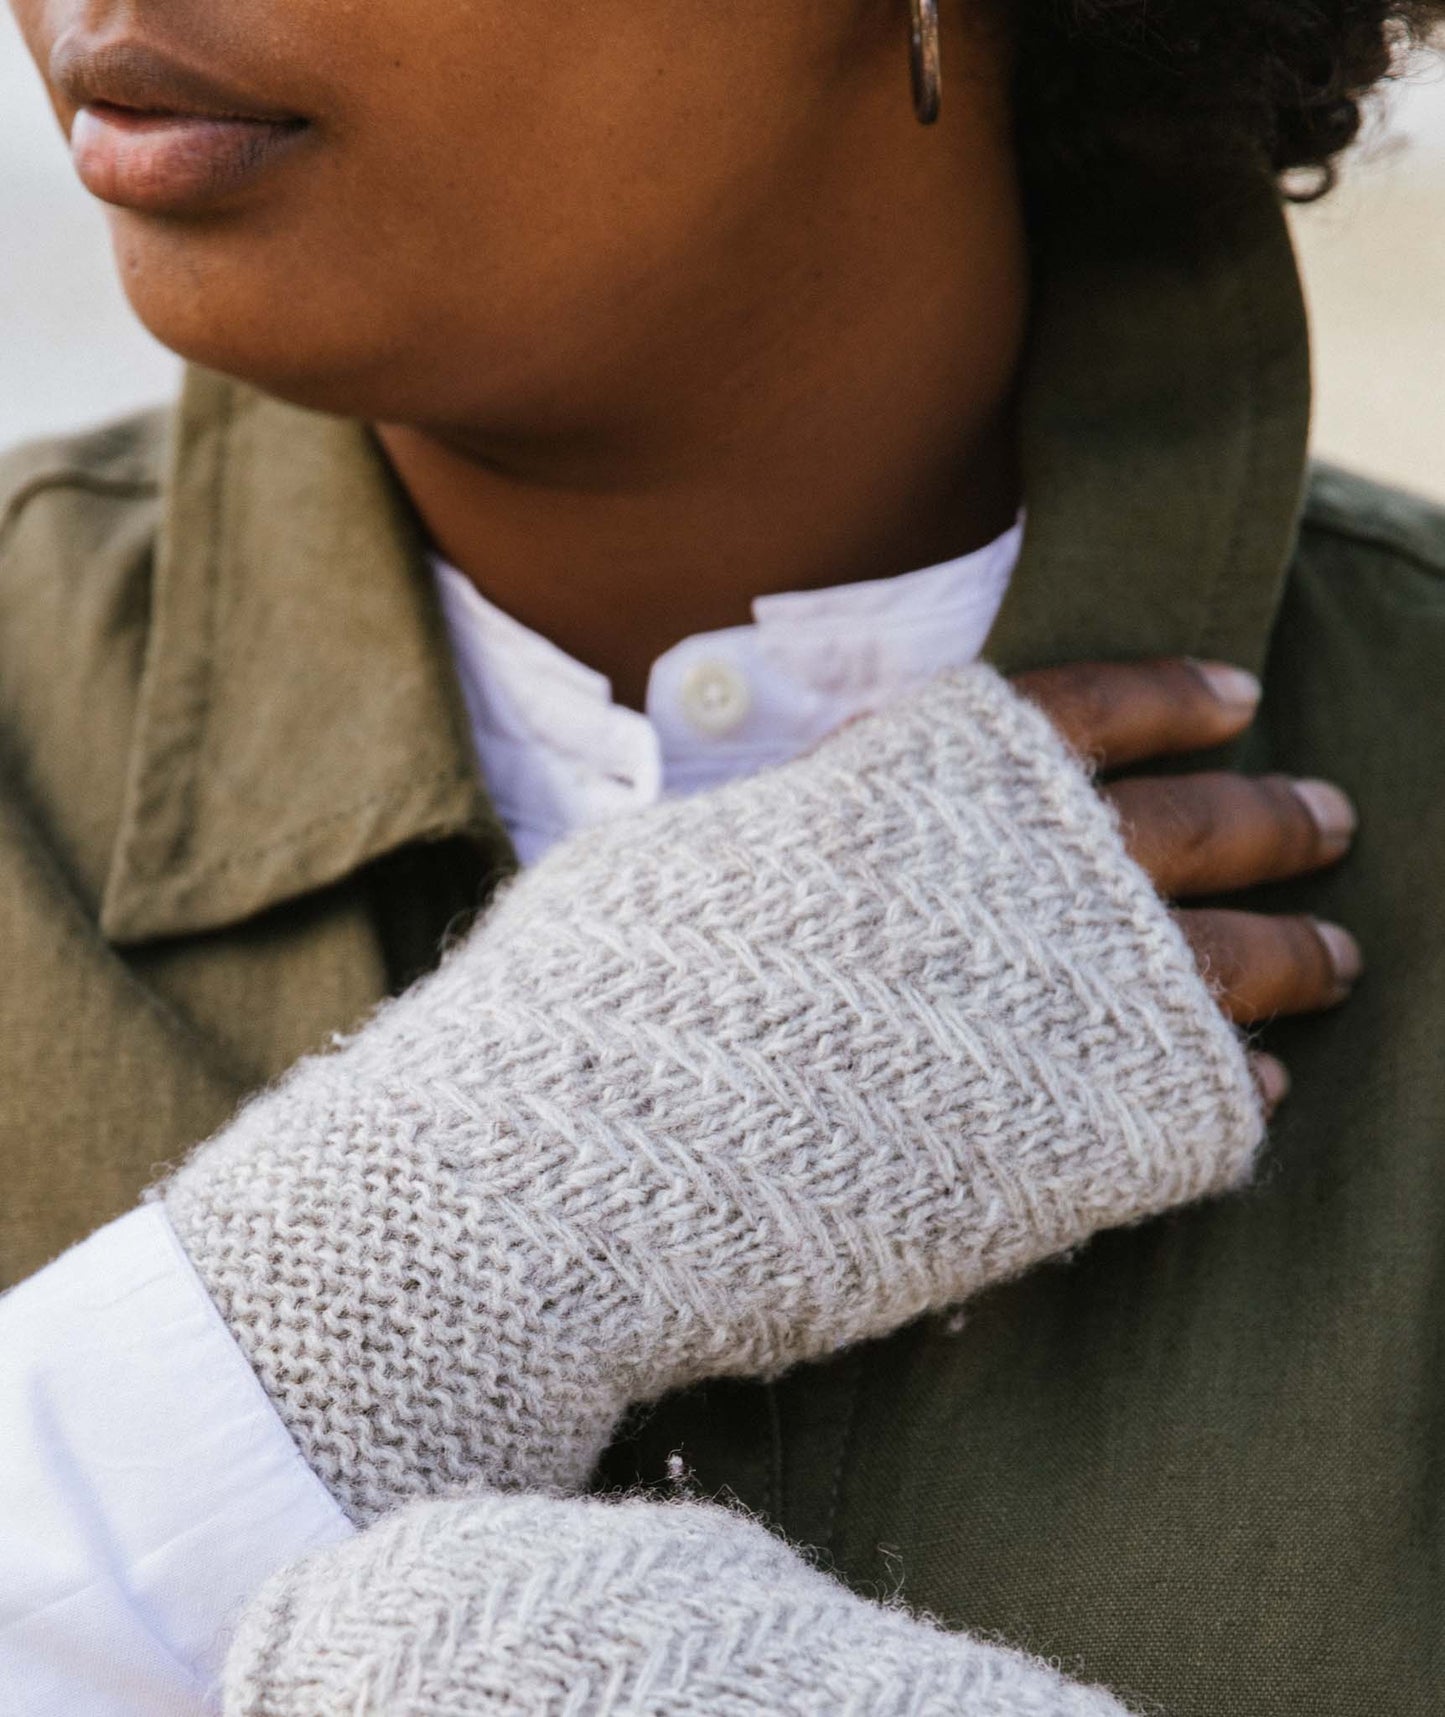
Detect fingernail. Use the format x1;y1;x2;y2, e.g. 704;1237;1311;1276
1253;1053;1291;1113
1291;779;1358;853
1190;660;1262;714
1313;919;1364;995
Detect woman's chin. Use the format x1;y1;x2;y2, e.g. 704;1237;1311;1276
110;253;401;416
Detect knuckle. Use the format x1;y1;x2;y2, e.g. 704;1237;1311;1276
1012;665;1078;729
1061;662;1123;748
1017;661;1123;759
1167;777;1223;859
1255;774;1317;859
1130;776;1224;874
1279;914;1334;995
1180;909;1241;994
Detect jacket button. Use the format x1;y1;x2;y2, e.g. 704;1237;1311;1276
679;659;751;737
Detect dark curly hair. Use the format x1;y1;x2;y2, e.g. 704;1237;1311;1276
1013;1;1444;201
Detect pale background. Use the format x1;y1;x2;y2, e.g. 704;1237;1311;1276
1;13;1441;501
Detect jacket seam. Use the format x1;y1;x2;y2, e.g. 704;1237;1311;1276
822;1353;864;1562
0;472;159;552
1194;215;1265;662
1297;515;1445;582
763;1382;783;1524
188;383;239;854
111;390;236;893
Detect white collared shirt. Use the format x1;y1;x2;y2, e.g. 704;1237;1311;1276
434;521;1020;864
0;525;1019;1716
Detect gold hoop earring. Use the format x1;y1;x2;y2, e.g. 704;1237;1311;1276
910;0;941;125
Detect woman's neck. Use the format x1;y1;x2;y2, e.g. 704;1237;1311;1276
375;37;1027;711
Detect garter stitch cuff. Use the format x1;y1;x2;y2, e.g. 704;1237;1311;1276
163;666;1263;1524
223;1492;1134;1717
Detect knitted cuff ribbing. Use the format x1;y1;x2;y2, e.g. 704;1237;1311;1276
224;1494;1133;1717
164;666;1263;1524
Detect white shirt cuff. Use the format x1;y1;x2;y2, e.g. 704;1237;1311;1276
0;1204;353;1716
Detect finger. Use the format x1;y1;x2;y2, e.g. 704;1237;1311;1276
1178;909;1364;1025
1251;1053;1291;1118
1106;772;1357;898
1013;658;1261;771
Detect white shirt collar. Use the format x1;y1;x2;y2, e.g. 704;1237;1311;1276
433;519;1022;865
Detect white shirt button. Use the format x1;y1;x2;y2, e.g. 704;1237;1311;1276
679;658;752;737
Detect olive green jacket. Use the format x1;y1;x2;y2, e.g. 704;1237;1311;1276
1;182;1442;1712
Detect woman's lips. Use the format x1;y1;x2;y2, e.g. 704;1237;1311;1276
51;36;310;214
70;103;309;214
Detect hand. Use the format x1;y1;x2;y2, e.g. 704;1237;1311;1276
1014;658;1360;1112
167;665;1267;1522
226;1492;1129;1717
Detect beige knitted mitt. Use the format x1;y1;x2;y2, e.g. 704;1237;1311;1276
162;665;1263;1525
225;1493;1132;1717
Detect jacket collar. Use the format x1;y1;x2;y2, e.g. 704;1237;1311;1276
986;181;1310;674
100;370;510;944
101;178;1308;945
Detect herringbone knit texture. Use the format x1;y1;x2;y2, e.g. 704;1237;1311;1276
163;667;1262;1525
224;1493;1133;1717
